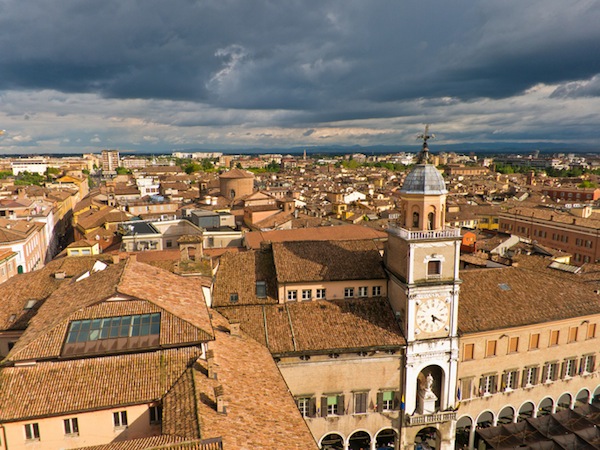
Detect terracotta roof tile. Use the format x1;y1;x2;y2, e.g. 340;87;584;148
272;240;386;283
0;347;201;421
217;298;405;355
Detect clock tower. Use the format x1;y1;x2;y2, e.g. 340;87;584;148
384;127;460;450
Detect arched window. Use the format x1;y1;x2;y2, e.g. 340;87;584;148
428;212;435;230
413;212;420;228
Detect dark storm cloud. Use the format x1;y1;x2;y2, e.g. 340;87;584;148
1;0;599;128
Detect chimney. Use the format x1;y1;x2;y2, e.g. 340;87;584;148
229;321;241;337
206;349;217;380
54;271;66;279
129;253;137;263
111;254;120;264
214;385;227;414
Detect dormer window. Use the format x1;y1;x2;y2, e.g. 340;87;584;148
24;299;37;310
62;313;161;356
255;281;267;298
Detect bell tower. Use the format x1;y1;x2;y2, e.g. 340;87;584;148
384;126;460;450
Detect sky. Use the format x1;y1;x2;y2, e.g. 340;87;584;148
1;0;600;154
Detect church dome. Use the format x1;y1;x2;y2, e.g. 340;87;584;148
400;164;447;195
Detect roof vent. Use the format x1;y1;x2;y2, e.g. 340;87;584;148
54;271;66;279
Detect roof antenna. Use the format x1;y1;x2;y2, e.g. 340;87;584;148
416;124;435;164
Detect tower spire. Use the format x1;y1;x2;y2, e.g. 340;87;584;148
416;124;435;164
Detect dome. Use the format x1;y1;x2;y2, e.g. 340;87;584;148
400;164;447;195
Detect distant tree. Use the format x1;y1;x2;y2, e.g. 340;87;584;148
578;180;598;188
115;166;131;175
0;170;12;179
236;162;243;169
14;171;45;186
184;162;202;174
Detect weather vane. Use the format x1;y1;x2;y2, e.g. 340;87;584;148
416;124;434;164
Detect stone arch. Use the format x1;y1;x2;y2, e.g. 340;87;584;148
412;206;420;228
557;392;572;411
415;427;439;450
593;385;600;404
375;428;397;449
517;401;535;421
476;410;495;429
455;415;473;449
320;432;344;450
497;405;516;425
538;397;554;416
347;429;371;450
576;388;591;406
416;364;445;413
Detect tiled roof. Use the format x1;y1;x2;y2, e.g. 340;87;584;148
75;436;187;450
0;347;201;421
217;298;405;355
458;262;600;334
0;256;108;332
244;224;387;249
162;369;200;439
272;240;386;283
218;169;254;179
193;312;318;449
5;259;214;362
212;250;278;307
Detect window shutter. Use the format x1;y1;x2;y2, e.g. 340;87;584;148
501;372;507;390
337;394;345;415
377;392;383;412
591;355;596;372
560;362;567;379
392;391;400;410
309;397;317;417
541;364;548;382
479;377;484;396
320;397;327;417
491;375;498;394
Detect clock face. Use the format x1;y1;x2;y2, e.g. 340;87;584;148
416;298;449;333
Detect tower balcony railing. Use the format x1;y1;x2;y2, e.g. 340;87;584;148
404;411;457;426
388;225;461;241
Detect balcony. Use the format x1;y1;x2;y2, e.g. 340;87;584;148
388;225;461;241
405;411;457;426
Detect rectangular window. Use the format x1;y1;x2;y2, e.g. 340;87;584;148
381;391;395;411
550;330;559;346
24;423;40;441
486;340;497;357
568;327;578;343
562;358;577;378
315;288;326;299
354;392;368;414
587;323;596;339
344;287;354;298
229;293;238;303
287;290;298;301
372;286;381;296
358;286;368;298
324;395;340;416
66;313;161;343
427;260;441;277
301;289;312;301
296;397;314;417
503;370;519;391
582;354;596;374
255;281;267;298
529;333;540;350
113;411;128;428
463;343;474;361
522;366;539;387
509;337;519;353
543;362;559;383
149;405;163;424
64;418;79;436
479;373;497;396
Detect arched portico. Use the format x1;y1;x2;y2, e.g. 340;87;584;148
456;415;473;449
557;393;572;411
497;406;515;425
476;410;494;429
538;397;554;416
517;401;535;421
415;426;439;450
347;430;371;450
576;388;591;406
320;432;344;450
375;428;397;449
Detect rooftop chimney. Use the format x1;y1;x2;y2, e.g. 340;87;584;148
214;385;227;414
206;349;217;380
229;321;241;337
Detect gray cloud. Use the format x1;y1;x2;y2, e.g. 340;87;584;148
1;1;600;152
